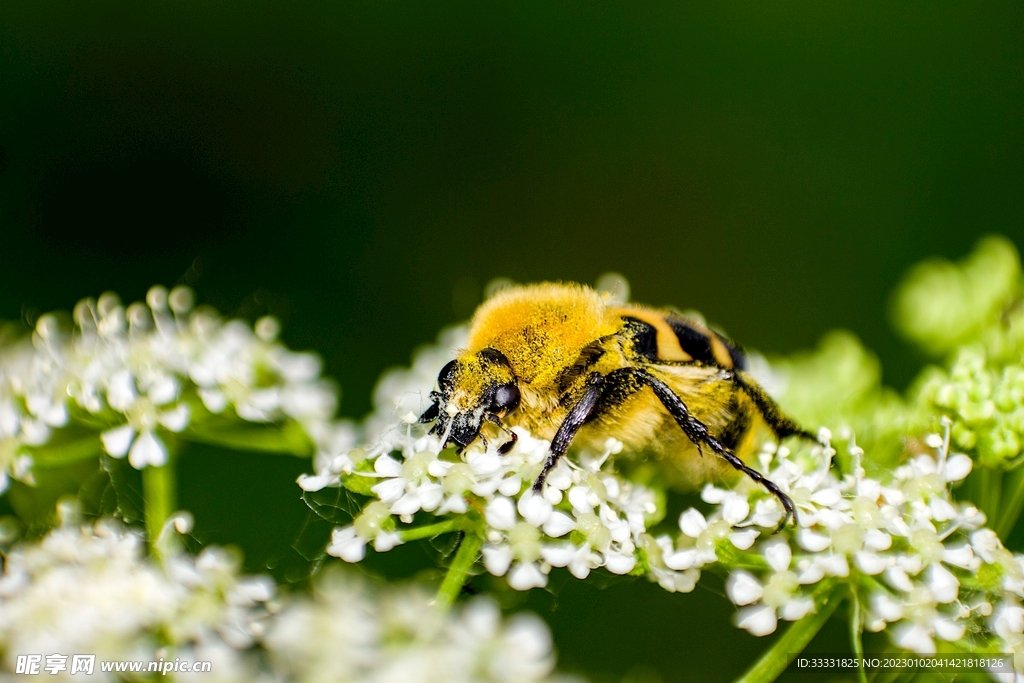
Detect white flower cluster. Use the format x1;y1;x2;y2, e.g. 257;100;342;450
314;425;679;591
300;315;1024;678
313;420;1024;671
691;428;1024;667
0;285;356;487
299;325;466;494
978;531;1024;675
264;571;580;683
0;333;60;491
0;511;272;682
0;513;582;683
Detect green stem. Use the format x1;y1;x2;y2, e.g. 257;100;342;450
996;466;1024;539
733;582;845;683
401;518;466;542
977;468;1003;527
434;530;483;614
143;459;176;559
848;587;867;683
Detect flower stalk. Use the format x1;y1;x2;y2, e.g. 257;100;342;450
733;582;844;683
996;466;1024;539
400;518;467;543
434;530;483;614
975;468;1003;530
848;587;867;683
142;456;176;558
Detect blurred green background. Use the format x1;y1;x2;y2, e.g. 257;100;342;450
1;2;1022;682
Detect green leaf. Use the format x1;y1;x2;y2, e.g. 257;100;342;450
891;235;1021;357
339;459;380;496
27;429;103;468
99;454;145;525
183;418;313;456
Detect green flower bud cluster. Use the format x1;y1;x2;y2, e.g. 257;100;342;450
899;237;1024;470
916;348;1024;469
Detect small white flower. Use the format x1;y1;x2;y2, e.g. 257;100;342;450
373;531;403;553
796;529;831;552
854;551;888;575
326;527;366;563
894;623;936;654
942;454;972;482
543;543;599;580
779;596;814;621
101;426;170;469
730;528;760;550
813;554;850;579
933;616;965;641
941;543;975;569
604;548;637;575
680;508;709;538
926;563;960;604
486;497;518;531
543;511;576;538
993;603;1024;641
518;491;553;527
508;563;548;591
482;545;513;577
653;566;700;593
735;604;778;636
727;571;764;606
864;528;892;552
764;541;792;573
869;591;905;625
885;565;915;593
972;529;1005;564
702;485;750;524
749;499;786;532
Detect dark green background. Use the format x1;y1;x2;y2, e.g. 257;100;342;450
1;3;1022;682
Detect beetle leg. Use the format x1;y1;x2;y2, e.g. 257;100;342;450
485;413;519;454
637;369;796;531
730;371;817;443
532;374;606;492
418;391;441;423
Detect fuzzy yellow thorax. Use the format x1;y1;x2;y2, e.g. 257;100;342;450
464;283;619;387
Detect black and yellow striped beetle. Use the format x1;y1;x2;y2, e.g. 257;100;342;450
418;282;814;528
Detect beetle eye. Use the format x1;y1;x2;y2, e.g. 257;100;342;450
438;360;459;390
492;384;520;413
